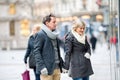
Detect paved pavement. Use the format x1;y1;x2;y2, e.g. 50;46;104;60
0;42;117;80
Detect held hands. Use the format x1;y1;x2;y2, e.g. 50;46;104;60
84;52;91;59
62;68;68;73
41;68;48;75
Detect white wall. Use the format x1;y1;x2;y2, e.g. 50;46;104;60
0;21;9;37
0;5;10;18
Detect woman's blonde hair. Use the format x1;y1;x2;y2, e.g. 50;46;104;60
33;24;41;32
30;24;41;35
73;20;86;31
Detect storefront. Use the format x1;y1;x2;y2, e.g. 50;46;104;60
108;0;120;80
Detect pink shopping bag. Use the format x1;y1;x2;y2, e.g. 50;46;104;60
22;70;30;80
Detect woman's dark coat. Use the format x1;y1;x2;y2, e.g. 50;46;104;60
24;35;36;68
64;32;94;78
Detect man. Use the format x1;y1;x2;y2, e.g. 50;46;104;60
34;14;63;80
90;34;97;53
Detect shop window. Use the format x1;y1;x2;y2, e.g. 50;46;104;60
20;19;30;37
10;20;15;36
9;3;16;15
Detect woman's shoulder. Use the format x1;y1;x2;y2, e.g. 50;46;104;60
65;31;74;41
85;35;89;41
28;35;34;40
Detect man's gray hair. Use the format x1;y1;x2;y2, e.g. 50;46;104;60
42;13;56;25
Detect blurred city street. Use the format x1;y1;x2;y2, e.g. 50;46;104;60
0;0;120;80
0;42;117;80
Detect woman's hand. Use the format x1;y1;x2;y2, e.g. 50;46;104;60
84;52;91;59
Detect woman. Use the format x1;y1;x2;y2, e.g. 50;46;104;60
24;24;41;80
64;20;94;80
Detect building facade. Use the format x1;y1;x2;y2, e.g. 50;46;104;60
0;0;33;50
0;0;112;50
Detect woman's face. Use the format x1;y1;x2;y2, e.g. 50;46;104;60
32;27;37;34
76;26;85;35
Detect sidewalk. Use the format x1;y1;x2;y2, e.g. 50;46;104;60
90;42;111;80
0;42;116;80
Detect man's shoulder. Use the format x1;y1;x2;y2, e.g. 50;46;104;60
37;30;47;36
33;30;44;39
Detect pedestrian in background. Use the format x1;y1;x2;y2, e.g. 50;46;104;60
110;34;117;45
64;20;94;80
34;14;64;80
90;34;97;53
24;24;41;80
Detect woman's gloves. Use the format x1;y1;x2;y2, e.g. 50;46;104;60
84;52;91;59
41;68;48;75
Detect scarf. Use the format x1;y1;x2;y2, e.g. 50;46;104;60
71;30;85;44
41;24;59;39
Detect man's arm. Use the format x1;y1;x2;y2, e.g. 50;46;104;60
34;33;46;73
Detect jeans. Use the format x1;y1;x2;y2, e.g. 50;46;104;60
33;68;40;80
73;76;89;80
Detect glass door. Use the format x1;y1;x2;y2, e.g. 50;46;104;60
108;0;120;80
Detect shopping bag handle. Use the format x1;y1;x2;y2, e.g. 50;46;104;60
24;63;29;70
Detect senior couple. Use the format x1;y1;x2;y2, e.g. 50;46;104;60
24;13;93;80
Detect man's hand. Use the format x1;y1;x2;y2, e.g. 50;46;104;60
62;68;68;73
41;68;48;75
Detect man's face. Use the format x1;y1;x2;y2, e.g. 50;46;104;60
46;17;56;31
